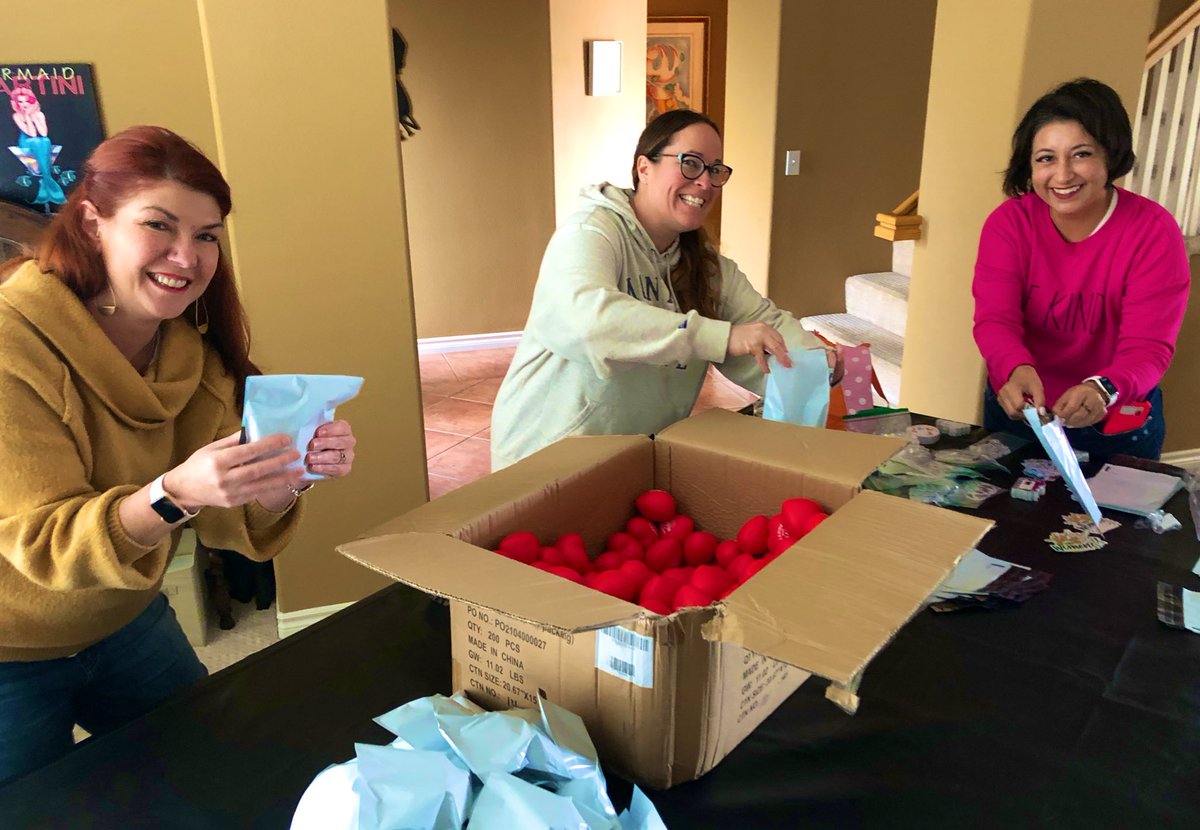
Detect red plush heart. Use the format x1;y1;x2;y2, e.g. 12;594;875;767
672;584;715;611
714;540;741;568
736;515;769;556
644;538;683;573
640;597;672;615
691;564;734;597
683;531;719;566
593;551;625;572
659;515;694;542
636;489;677;522
545;565;585;584
639;574;683;607
591;570;637;602
795;511;829;538
781;498;822;537
625;517;659;545
497;531;540;564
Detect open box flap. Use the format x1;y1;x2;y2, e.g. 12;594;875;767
359;434;651;555
657;409;906;500
706;490;993;691
338;532;642;636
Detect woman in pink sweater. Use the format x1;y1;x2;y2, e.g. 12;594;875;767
973;78;1190;461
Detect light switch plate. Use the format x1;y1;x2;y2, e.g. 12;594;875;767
784;150;800;176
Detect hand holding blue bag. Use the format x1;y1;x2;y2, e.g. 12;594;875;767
762;347;831;427
243;375;364;482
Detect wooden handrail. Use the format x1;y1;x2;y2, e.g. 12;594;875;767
888;190;919;216
1146;0;1200;67
874;190;921;241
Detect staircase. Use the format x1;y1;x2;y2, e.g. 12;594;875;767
800;196;918;406
1131;0;1200;252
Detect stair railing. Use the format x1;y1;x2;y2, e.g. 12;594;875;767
1131;0;1200;237
873;190;921;241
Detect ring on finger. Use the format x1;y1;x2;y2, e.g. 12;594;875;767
338;449;347;465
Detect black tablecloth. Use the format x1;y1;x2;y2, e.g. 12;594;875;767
2;451;1198;828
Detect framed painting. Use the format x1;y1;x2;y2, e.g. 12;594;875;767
646;16;709;122
1;64;103;213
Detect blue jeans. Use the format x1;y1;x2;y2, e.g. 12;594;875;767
983;384;1165;463
0;594;207;784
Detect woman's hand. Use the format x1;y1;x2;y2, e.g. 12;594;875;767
1052;384;1108;429
303;420;357;479
164;431;303;511
827;348;845;386
997;364;1045;419
728;323;791;374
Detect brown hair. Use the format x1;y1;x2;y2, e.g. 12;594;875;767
631;110;722;318
11;125;258;391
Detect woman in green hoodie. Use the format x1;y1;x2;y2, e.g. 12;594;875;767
0;126;357;783
492;110;837;470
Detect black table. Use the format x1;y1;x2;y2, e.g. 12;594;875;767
2;449;1198;829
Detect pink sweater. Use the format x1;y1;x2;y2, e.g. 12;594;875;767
973;188;1190;407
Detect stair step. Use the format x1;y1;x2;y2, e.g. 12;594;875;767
800;313;903;406
845;271;909;338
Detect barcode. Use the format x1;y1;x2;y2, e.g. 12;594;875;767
607;627;650;651
609;657;635;677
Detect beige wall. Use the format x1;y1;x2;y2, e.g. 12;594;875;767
901;0;1159;423
392;0;557;339
199;0;423;612
1162;258;1199;452
766;1;936;320
549;0;648;223
721;1;781;294
2;2;217;153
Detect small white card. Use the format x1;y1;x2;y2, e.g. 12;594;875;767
1184;589;1200;634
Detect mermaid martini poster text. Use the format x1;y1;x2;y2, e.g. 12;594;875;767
1;64;103;214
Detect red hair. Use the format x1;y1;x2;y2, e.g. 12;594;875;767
33;125;258;391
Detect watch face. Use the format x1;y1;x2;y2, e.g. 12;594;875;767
151;496;187;524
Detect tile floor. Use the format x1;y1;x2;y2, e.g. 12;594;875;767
420;346;759;496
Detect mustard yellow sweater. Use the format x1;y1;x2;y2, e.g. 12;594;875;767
0;262;303;661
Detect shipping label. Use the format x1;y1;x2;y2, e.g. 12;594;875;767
595;625;654;688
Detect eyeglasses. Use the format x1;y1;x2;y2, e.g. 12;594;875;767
651;152;733;186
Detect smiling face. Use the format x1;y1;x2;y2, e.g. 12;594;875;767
85;179;223;328
1030;119;1111;238
632;122;723;251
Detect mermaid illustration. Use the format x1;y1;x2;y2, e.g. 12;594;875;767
8;85;68;210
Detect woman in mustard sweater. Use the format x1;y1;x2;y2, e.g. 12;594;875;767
0;126;357;783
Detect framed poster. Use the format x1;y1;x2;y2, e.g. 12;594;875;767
646;16;709;122
1;64;104;213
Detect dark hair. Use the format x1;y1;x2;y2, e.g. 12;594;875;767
24;125;258;390
1002;78;1134;197
631;110;722;319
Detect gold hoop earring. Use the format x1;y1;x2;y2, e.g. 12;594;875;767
97;284;117;317
194;296;209;334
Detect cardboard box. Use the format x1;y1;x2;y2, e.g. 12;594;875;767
340;409;992;788
162;529;208;648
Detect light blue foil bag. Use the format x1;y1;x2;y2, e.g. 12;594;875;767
242;374;364;482
290;692;669;830
762;347;831;427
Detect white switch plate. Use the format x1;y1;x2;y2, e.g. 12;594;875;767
784;150;800;176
